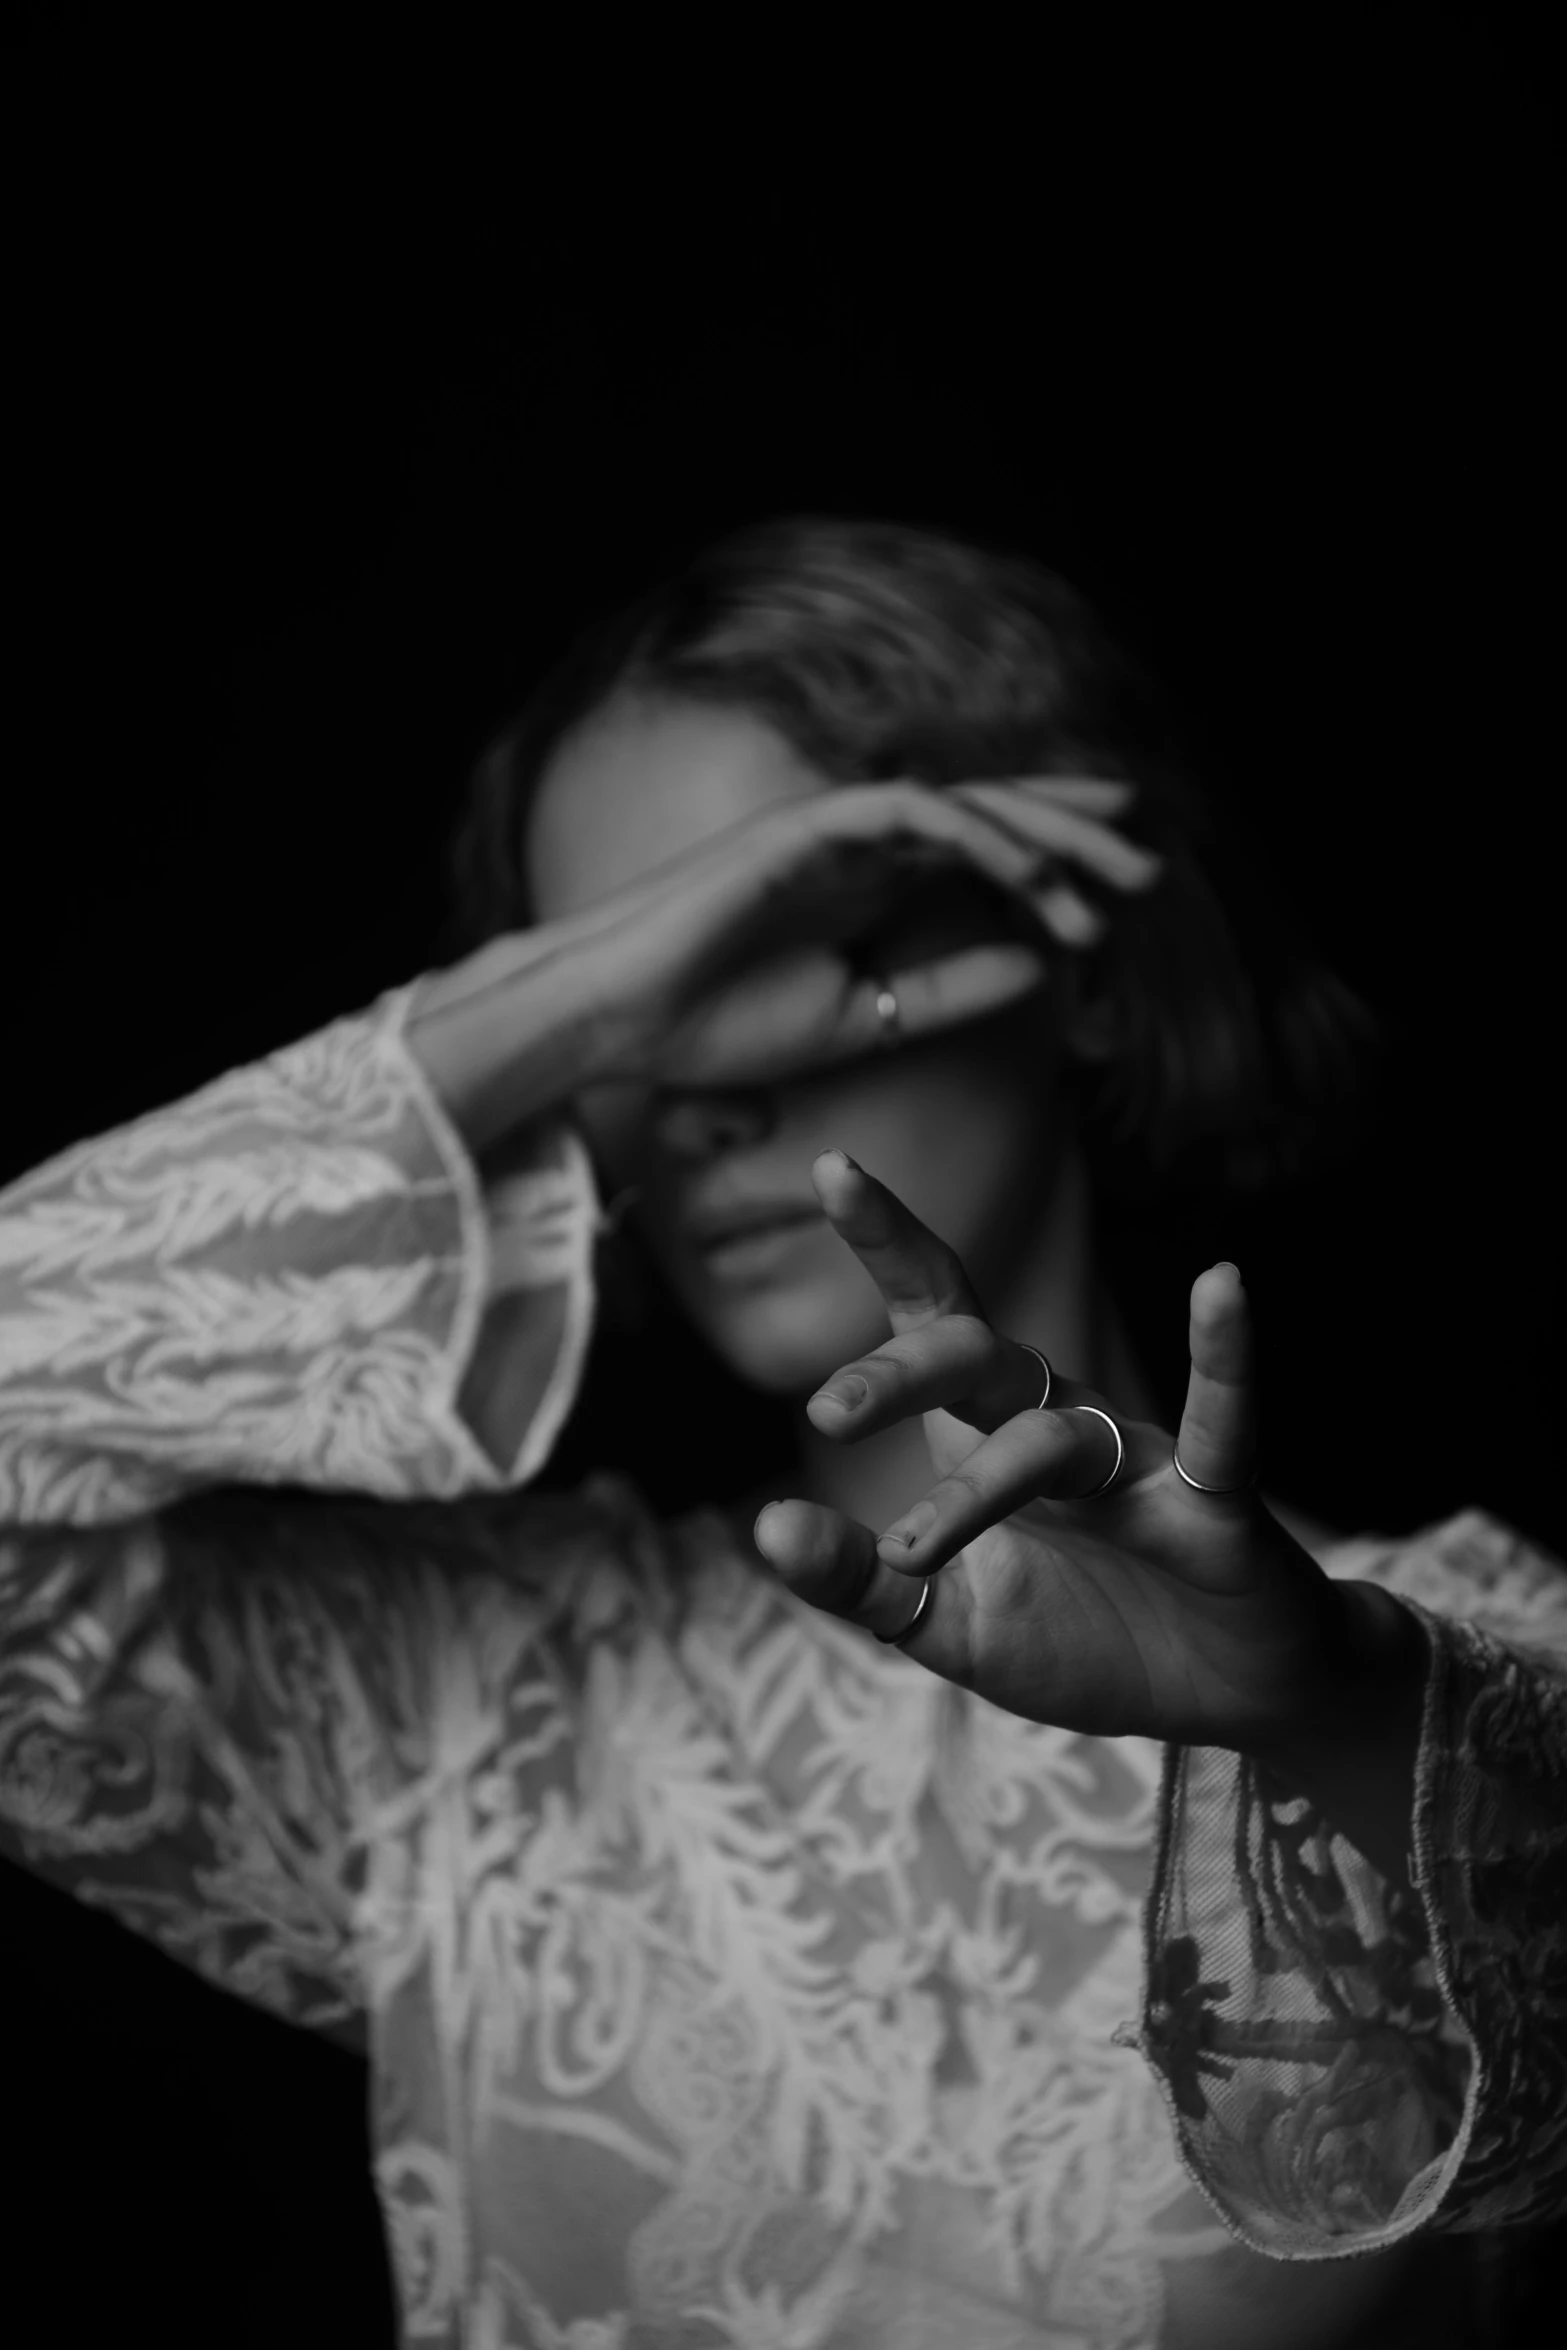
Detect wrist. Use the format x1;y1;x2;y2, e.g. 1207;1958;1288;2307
1240;1581;1427;1776
406;932;623;1153
1239;1584;1427;1890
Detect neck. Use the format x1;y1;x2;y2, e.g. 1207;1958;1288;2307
791;1145;1162;1538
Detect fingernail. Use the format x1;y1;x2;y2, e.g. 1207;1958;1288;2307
1215;1261;1242;1282
812;1377;868;1413
881;1502;936;1550
818;1148;853;1174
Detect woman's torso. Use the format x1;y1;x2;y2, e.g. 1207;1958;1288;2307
353;1475;1476;2349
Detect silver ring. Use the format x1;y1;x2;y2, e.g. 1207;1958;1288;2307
872;976;901;1048
1015;1341;1053;1410
1066;1404;1125;1499
1171;1444;1256;1497
876;1574;933;1648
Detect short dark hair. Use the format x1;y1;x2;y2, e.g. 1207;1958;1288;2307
441;514;1385;1201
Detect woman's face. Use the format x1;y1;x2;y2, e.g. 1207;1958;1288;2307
525;694;1079;1397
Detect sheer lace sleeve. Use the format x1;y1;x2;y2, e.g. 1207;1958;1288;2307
0;982;601;1524
0;988;603;2046
1121;1510;1567;2257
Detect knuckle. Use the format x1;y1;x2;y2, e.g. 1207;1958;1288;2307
1036;1407;1079;1450
940;1465;989;1510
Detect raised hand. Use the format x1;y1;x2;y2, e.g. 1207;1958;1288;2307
602;775;1163;1095
753;1152;1394;1759
408;772;1160;1154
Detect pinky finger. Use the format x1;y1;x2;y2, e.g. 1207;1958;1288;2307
1173;1264;1258;1495
1032;883;1106;948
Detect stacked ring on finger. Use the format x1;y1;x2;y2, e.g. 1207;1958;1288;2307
877;1341;1127;1651
877;1574;934;1649
1171;1447;1258;1497
1067;1407;1126;1499
1016;1342;1125;1499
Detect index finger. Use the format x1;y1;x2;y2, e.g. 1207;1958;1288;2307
811;1151;986;1332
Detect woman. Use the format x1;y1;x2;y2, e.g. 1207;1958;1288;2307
1;517;1561;2349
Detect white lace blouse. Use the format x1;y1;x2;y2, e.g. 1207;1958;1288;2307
2;987;1562;2349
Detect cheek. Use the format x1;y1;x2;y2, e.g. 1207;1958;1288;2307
795;1028;1061;1259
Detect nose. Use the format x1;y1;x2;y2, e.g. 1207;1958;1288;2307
651;1088;776;1162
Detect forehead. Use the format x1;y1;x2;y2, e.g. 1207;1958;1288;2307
526;696;830;919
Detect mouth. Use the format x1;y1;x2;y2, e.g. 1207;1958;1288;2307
685;1204;827;1278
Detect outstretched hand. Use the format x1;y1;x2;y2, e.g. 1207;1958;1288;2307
754;1153;1373;1757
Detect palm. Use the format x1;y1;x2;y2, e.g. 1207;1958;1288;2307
758;1154;1351;1754
917;1431;1336;1743
586;775;1159;1097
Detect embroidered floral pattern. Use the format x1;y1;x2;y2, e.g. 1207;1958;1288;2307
3;997;1563;2346
1131;1514;1567;2266
0;986;597;1519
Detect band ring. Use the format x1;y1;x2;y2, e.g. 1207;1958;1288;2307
877;1573;934;1648
879;1440;1250;1647
1067;1404;1125;1499
1017;1347;1120;1496
1171;1444;1257;1497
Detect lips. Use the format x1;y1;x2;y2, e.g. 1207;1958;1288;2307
683;1199;825;1251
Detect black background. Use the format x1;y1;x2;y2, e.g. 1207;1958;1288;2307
1;13;1560;2345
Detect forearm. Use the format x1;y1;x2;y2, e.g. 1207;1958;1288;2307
1236;1581;1427;1891
403;928;619;1156
0;986;598;1522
